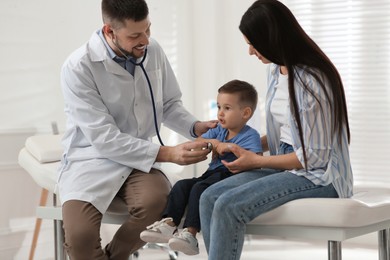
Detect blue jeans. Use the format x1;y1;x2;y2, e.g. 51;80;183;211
199;143;338;260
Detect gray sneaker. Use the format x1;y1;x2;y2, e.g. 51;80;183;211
168;228;199;255
140;217;177;243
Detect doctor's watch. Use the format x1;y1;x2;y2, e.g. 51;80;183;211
207;142;213;151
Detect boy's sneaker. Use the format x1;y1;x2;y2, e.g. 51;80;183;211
168;228;199;255
140;217;177;243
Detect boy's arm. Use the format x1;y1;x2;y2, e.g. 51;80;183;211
195;137;220;151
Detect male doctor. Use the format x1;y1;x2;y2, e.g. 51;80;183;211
58;0;217;259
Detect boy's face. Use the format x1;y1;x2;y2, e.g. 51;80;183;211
217;93;249;131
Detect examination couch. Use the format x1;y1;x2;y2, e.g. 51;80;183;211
18;133;390;260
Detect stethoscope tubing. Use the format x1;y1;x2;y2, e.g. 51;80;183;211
131;48;165;146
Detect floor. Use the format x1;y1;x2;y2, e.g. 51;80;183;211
132;234;379;260
23;223;380;260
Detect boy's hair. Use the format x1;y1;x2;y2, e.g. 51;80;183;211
102;0;149;28
218;79;258;115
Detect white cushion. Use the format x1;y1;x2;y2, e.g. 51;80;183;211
18;147;59;192
25;134;63;163
250;187;390;228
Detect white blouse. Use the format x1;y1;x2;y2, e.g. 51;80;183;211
269;73;292;145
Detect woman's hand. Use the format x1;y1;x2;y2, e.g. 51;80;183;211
221;144;303;173
221;144;261;173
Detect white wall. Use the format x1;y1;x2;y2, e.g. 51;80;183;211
0;0;102;133
190;0;267;124
0;1;100;258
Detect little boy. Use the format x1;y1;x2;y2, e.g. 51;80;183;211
140;79;262;255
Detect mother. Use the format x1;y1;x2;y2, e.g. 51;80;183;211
199;0;353;259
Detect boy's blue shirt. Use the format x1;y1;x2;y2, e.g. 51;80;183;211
201;124;262;170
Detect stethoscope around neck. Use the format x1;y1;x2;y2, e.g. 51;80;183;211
111;32;165;145
125;48;165;146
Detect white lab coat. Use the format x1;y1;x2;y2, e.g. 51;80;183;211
57;31;197;213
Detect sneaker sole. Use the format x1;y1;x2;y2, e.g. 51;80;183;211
168;238;199;255
140;231;171;243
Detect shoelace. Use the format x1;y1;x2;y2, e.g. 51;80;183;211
146;217;173;230
175;228;191;240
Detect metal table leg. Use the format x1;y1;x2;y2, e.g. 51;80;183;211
328;240;342;260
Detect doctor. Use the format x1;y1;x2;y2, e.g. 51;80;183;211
58;0;217;259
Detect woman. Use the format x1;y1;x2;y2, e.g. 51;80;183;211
199;0;353;259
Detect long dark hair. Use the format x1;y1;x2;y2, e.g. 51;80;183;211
239;0;350;168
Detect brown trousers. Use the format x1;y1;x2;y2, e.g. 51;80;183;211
62;169;171;260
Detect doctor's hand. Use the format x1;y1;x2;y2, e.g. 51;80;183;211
221;144;261;174
157;141;211;165
193;120;219;137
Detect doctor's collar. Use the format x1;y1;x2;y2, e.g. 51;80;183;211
97;29;119;60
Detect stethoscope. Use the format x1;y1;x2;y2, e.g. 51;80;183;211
113;38;165;146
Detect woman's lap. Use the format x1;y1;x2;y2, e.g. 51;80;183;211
200;168;338;259
210;170;338;223
203;168;279;198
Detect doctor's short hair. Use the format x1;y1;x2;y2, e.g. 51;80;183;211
218;79;258;114
102;0;149;27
